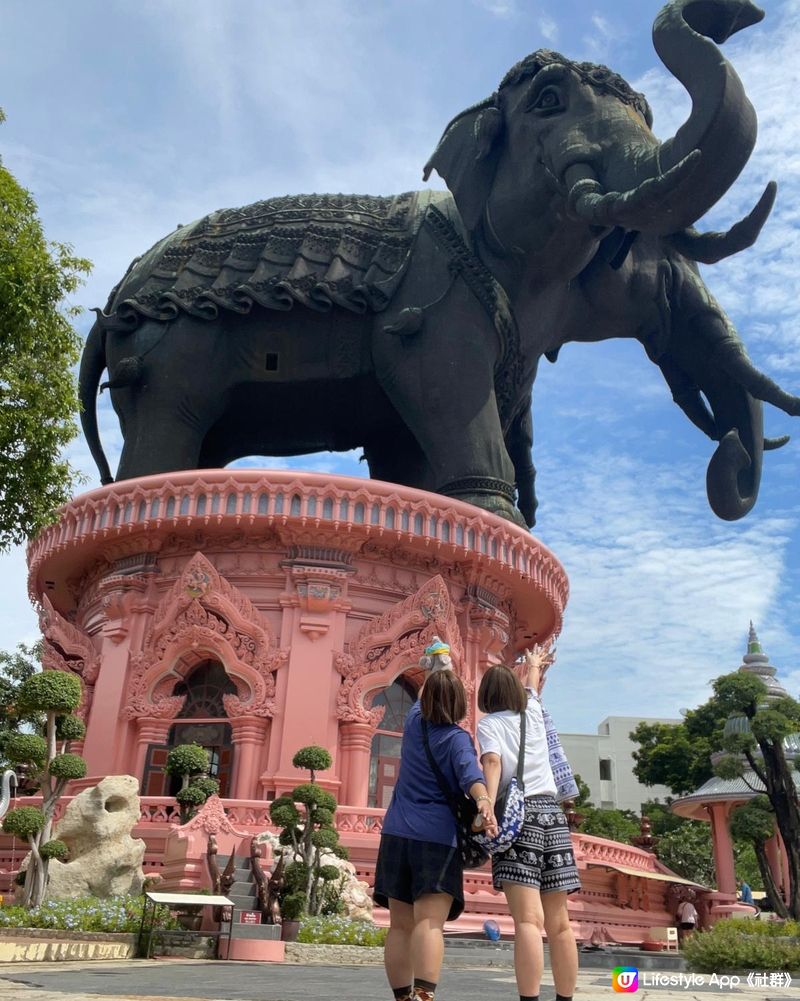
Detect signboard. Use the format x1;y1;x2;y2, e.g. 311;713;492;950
240;911;262;925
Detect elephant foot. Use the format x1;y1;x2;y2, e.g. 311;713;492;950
438;477;528;531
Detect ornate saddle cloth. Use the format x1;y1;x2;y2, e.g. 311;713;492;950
105;191;451;328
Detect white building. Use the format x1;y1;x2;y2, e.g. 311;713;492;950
560;716;679;813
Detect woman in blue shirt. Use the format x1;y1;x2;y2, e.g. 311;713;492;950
374;668;496;1001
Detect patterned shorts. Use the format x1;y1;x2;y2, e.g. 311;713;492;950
491;795;581;894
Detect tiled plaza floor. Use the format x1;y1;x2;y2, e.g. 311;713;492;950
0;960;796;1001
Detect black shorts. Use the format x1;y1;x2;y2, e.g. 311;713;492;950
491;795;581;895
373;833;464;921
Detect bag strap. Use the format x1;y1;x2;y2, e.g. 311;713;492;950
515;704;527;791
420;717;464;817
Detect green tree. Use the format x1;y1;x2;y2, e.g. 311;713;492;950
1;670;86;907
0;641;42;767
578;807;640;844
631;699;730;796
269;745;346;917
0;109;91;549
730;797;787;917
572;773;593;808
712;671;800;918
641;799;685;836
164;743;219;824
655;821;716;887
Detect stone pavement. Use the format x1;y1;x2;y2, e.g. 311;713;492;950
0;960;796;1001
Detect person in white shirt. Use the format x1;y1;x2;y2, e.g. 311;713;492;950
676;897;698;944
476;648;580;1001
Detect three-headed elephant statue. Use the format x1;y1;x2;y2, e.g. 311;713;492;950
80;0;799;528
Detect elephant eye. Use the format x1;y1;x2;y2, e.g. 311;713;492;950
528;85;565;116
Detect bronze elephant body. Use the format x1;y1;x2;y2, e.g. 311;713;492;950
80;0;799;526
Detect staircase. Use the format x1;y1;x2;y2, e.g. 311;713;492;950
217;853;284;961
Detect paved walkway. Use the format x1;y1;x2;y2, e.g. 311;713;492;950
0;960;795;1001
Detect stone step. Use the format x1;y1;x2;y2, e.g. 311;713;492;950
230;879;255;895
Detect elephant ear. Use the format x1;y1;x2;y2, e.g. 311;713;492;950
423;99;503;232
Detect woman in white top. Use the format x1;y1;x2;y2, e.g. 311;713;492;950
476;649;580;1001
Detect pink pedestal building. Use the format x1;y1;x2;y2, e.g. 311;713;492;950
2;469;702;941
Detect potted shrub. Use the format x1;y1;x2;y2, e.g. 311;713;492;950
279;890;305;942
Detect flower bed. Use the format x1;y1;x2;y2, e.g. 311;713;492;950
684;919;800;973
0;895;176;934
297;915;387;947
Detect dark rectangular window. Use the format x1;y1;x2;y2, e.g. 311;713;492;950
599;758;612;781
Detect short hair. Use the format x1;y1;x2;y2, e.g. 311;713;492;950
478;665;527;714
420;669;467;725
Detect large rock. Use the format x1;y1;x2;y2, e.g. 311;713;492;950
46;775;145;899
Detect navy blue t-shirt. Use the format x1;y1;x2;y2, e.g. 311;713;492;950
381;702;485;847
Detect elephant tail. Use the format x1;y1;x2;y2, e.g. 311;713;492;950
79;312;114;485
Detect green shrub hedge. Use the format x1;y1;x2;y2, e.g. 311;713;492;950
684;918;800;973
297;915;387;947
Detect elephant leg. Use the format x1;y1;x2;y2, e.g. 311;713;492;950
112;389;208;481
363;426;435;491
373;294;523;527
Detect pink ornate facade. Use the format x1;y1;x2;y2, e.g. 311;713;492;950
0;470;702;941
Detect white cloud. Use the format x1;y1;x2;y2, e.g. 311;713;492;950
473;0;518;18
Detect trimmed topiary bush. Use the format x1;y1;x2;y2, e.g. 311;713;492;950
5;669;87;908
2;806;45;840
48;753;87;781
39;839;69;861
165;743;217;823
17;672;81;715
55;714;86;742
269;744;344;918
4;732;47;766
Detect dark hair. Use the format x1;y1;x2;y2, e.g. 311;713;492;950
420;670;467;725
478;665;527;714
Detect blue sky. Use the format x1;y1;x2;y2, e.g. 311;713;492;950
0;0;798;732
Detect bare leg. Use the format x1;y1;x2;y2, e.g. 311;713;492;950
384;898;415;991
411;892;453;986
542;890;578;998
504;882;545;998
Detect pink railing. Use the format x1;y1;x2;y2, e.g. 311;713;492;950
28;469;568;626
136;797;386;834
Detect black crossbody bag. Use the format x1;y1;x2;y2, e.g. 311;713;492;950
420;717;489;869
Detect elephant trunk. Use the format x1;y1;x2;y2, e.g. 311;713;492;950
695;318;765;521
567;0;765;235
652;0;764;227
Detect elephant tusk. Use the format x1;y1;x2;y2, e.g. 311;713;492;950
764;434;790;451
566;151;701;230
714;340;800;417
665;181;777;263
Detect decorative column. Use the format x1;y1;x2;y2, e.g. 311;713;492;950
271;550;353;795
707;802;737;895
229;715;269;800
82;573;156;777
339;721;376;806
133;717;175;784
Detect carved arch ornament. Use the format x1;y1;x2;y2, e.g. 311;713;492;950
122;552;287;721
38;594;100;722
335;574;470;727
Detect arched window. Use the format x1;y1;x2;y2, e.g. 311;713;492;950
368;676;417;808
141;660;237;798
174;660;237;718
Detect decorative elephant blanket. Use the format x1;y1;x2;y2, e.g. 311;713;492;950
104;190;483;329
